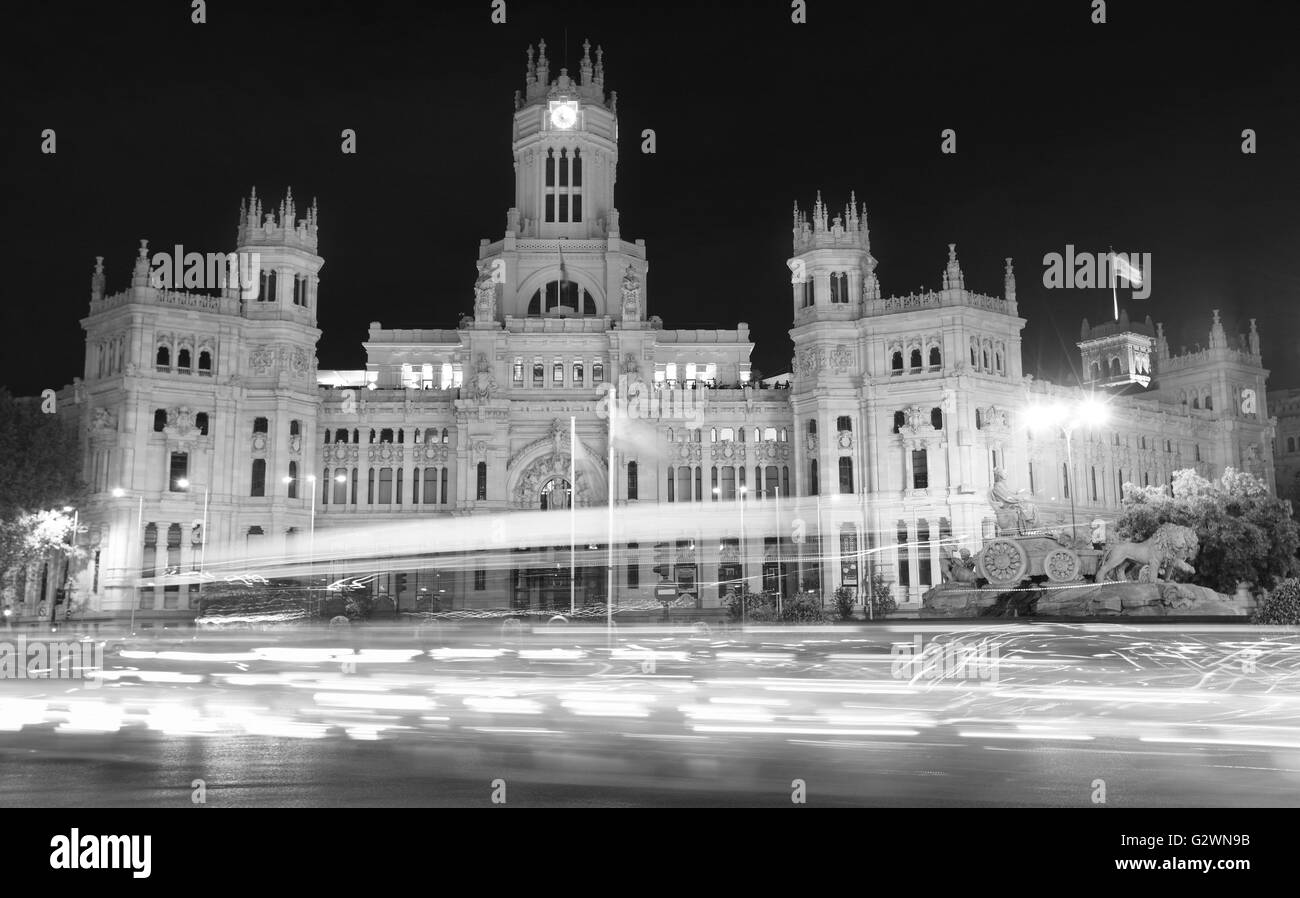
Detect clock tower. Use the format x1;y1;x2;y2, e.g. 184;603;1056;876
478;39;645;323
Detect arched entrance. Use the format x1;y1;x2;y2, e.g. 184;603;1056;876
539;477;572;511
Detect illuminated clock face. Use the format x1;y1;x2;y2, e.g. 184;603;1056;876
550;102;577;129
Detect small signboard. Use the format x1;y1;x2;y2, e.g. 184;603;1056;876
655;585;678;598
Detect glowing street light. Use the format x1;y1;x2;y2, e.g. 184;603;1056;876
1027;396;1112;542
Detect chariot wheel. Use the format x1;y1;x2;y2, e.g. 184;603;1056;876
978;538;1029;587
1043;547;1082;582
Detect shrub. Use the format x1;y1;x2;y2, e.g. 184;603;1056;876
867;571;896;618
1252;577;1300;625
833;586;856;621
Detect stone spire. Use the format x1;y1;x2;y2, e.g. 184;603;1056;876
941;243;965;291
91;255;106;303
812;191;827;233
1209;308;1227;349
525;44;536;86
1249;318;1261;356
536;38;549;85
1004;257;1016;304
131;239;151;287
1155;321;1170;359
580;39;593;86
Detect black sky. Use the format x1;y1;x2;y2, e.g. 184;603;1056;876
3;0;1298;397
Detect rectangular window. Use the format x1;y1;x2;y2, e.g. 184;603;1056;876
169;452;189;492
897;524;911;588
424;467;438;504
513;359;524;385
912;450;928;490
379;468;393;504
627;462;638;500
333;471;347;505
592;360;604;383
553;361;564;384
477;462;488;500
626;543;640;589
677;467;692;502
573;362;584;385
441;468;448;504
533;361;544;387
721;466;736;501
918;521;933;588
839;457;854;494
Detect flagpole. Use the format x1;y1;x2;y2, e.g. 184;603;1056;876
1109;246;1118;321
607;384;615;638
570;415;576;615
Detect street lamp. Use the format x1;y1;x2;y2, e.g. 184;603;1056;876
57;506;78;625
1027;398;1111;542
306;475;317;621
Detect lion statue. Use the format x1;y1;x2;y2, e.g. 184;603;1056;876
1095;523;1198;584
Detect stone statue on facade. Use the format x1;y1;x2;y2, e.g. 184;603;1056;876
473;353;497;401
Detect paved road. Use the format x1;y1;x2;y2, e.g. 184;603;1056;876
2;622;1298;806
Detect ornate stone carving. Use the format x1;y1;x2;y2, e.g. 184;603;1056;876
837;430;853;450
289;434;302;455
621;264;641;318
474;260;497;320
473;353;498;401
621;352;641;379
830;345;851;371
805;432;818;452
88;407;117;433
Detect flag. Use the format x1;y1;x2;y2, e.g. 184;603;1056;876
1109;251;1143;289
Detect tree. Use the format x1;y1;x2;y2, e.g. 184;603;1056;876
0;389;87;607
1115;467;1300;593
866;571;896;618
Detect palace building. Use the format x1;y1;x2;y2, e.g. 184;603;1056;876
17;40;1278;625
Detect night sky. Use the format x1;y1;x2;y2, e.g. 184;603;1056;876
4;0;1298;397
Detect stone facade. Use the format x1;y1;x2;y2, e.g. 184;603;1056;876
16;41;1278;624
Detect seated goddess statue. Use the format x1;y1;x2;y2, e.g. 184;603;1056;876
990;467;1038;533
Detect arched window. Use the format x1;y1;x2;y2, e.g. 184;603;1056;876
995;352;1003;373
627;461;638;500
893;410;905;434
1092;361;1103;381
838;457;854;494
931;407;943;430
177;347;191;370
253;417;268;434
155;345;170;368
290;420;301;437
779;427;787;442
335;428;349;443
929;346;941;368
720;427;734;442
976;408;984;429
440;468;448;504
710;427;718;443
1192;396;1200;409
154;409;167;432
837;416;852;432
287;461;299;499
442;428;449;444
198;349;212;374
1205;394;1213;410
763;427;777;441
527;280;598;317
807;419;817;435
910;349;922;370
983;349;990;369
1110;358;1122;378
251;459;266;497
891;351;904;373
830;272;849;303
971;345;978;366
476;462;487;500
259;268;277;302
380;428;394;443
809;459;819;496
